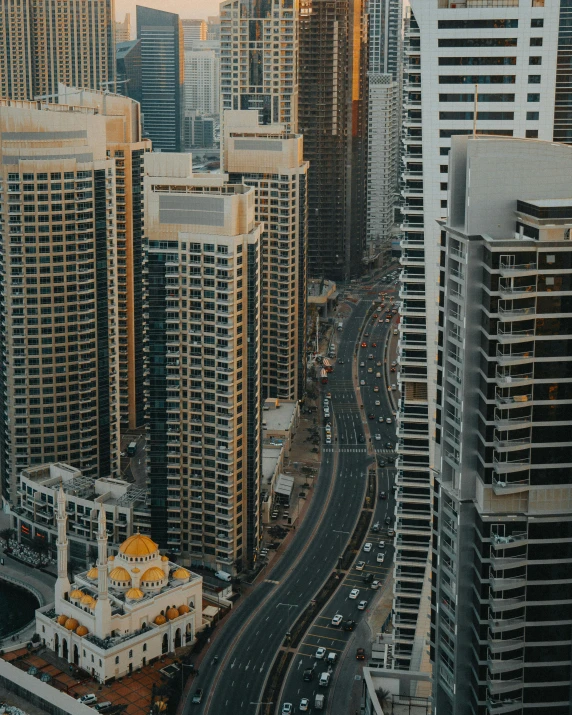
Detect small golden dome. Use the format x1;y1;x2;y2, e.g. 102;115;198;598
56;615;67;626
119;532;158;557
110;567;131;582
109;555;115;561
126;588;144;600
161;555;169;562
81;595;96;607
76;626;89;637
166;607;179;621
132;567;140;573
178;604;190;615
141;567;165;583
172;568;189;580
70;589;84;599
154;614;167;625
86;568;98;580
64;618;79;631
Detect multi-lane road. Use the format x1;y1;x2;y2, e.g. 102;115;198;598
277;294;399;713
184;297;373;715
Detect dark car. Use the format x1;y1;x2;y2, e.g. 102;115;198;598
343;619;357;632
356;648;366;660
358;434;365;443
385;442;394;450
385;516;392;525
363;572;374;584
368;413;375;420
303;667;314;682
378;457;386;467
192;689;204;704
379;491;387;500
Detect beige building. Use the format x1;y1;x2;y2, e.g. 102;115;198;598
58;87;152;430
0;98;121;505
143;153;262;574
0;0;116;101
224;110;308;400
115;13;131;43
181;19;207;50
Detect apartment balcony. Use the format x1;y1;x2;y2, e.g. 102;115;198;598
493;408;531;430
492;476;530;495
489;594;525;612
496;326;535;344
495;367;533;385
495;346;534;365
395;472;429;488
493;434;531;452
498;281;537;299
497;304;535;320
491;531;528;548
401;303;426;318
488;636;525;655
486;677;524;697
499;260;537;277
490;549;527;570
489;572;526;591
486;696;523;714
488;615;525;634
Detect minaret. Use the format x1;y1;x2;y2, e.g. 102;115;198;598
94;506;112;637
55;484;71;604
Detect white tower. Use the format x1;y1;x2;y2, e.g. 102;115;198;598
55;485;71;604
94;507;112;636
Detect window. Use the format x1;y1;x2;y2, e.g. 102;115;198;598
438;19;518;29
528;93;540;102
438;38;517;47
441;183;448;191
529;75;541;84
531;18;544;27
143;643;147;651
530;37;543;46
439;56;516;66
129;650;133;658
529;56;542;65
526;129;539;138
527;112;539;120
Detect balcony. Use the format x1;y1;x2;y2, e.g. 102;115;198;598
488;615;525;634
492;476;530;495
486;677;523;696
499;260;537;277
495;368;532;385
496;326;534;344
492;455;529;474
486;696;523;714
498;305;534;320
495;346;534;365
493;408;531;430
498;281;536;298
488;636;524;655
493;435;531;451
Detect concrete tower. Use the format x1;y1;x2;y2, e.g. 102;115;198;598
55;485;70;604
94;506;112;636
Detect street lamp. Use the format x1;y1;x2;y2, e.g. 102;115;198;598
333;529;350;571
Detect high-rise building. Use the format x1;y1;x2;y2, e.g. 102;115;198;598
220;0;298;133
184;50;220;115
143;153;262;573
393;0;563;672
181;19;208;51
0;0;116;101
115;13;131;43
299;0;368;280
58;87;151;431
369;0;401;78
433;134;572;715
183;111;215;150
116;40;142;106
0;98;121;504
207;16;221;42
136;6;184;153
224;110;308;401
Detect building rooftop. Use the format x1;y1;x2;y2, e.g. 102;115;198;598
262;400;297;433
262;446;282;485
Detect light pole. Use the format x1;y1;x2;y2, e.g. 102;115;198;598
333;529;350;572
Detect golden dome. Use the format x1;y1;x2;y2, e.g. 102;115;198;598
86;568;98;580
76;626;89;637
172;568;189;580
70;589;84;599
154;614;167;625
56;615;67;626
141;567;165;583
81;595;96;607
126;588;144;600
166;607;179;621
161;555;169;562
132;567;140;573
109;567;131;582
119;532;158;558
178;604;190;615
64;618;79;631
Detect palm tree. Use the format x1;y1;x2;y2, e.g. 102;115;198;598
0;527;14;545
376;688;392;712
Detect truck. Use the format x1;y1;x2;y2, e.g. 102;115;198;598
315;694;325;710
320;369;328;385
127;441;137;456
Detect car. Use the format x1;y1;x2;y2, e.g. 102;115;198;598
391;367;396;372
325;437;332;444
379;540;386;549
386;417;392;423
388;528;395;537
299;698;310;712
327;652;337;665
94;705;113;713
357;600;368;610
359;434;365;443
355;561;366;571
363;572;374;584
376;372;381;378
316;646;326;659
338;358;344;364
385;516;392;525
326;392;332;399
282;704;293;715
379;491;387;499
377;360;382;367
372;342;377;348
368;354;374;360
77;695;97;705
344;619;357;631
391;384;397;390
378;416;384;423
361;342;367;348
360;361;365;367
364;332;370;337
368;367;373;373
303;668;314;682
192;689;204;704
386;442;393;449
349;588;360;599
393;329;398;335
364;542;372;552
360;380;365;386
331;613;343;627
372;521;380;531
319;672;331;687
391;361;397;367
378;458;387;467
374;386;380;393
377;552;385;563
369;413;375;420
375;400;381;406
356;647;366;660
385;318;390;323
373;314;378;319
375;434;381;441
371;580;381;590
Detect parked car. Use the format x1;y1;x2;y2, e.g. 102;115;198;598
77;695;97;705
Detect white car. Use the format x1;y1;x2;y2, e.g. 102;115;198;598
360;361;365;367
371;580;381;590
375;400;381;406
360;380;365;386
364;542;372;552
375;434;381;441
379;541;385;549
357;600;368;610
331;613;343;627
282;704;293;715
368;367;373;373
299;698;309;712
349;588;360;599
316;647;326;659
325;437;332;444
355;561;365;571
77;695;97;705
377;552;385;563
386;417;392;424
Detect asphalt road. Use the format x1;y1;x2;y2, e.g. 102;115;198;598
183;298;373;715
277;292;400;714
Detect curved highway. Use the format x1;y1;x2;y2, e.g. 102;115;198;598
183;297;372;715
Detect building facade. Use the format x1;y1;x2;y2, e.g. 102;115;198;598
0;0;115;101
136;6;184;153
393;0;562;672
220;0;298;133
184;50;220;115
115;13;131;43
143;153;262;574
116;40;142;106
224;111;308;401
0;98;120;505
299;0;368;280
182;19;207;50
36;490;203;683
433;135;572;715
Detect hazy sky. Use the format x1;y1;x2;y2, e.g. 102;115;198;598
115;0;219;29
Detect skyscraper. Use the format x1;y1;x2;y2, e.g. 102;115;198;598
220;0;298;132
184;50;220;115
0;98;121;504
433;133;572;715
299;0;368;280
393;0;563;672
181;19;207;51
136;6;184;152
224;110;309;401
143;153;262;573
58;87;152;431
115;13;131;43
116;40;142;106
0;0;116;101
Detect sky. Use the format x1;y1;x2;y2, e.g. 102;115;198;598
115;0;219;29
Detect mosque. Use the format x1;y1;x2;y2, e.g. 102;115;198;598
35;486;203;683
